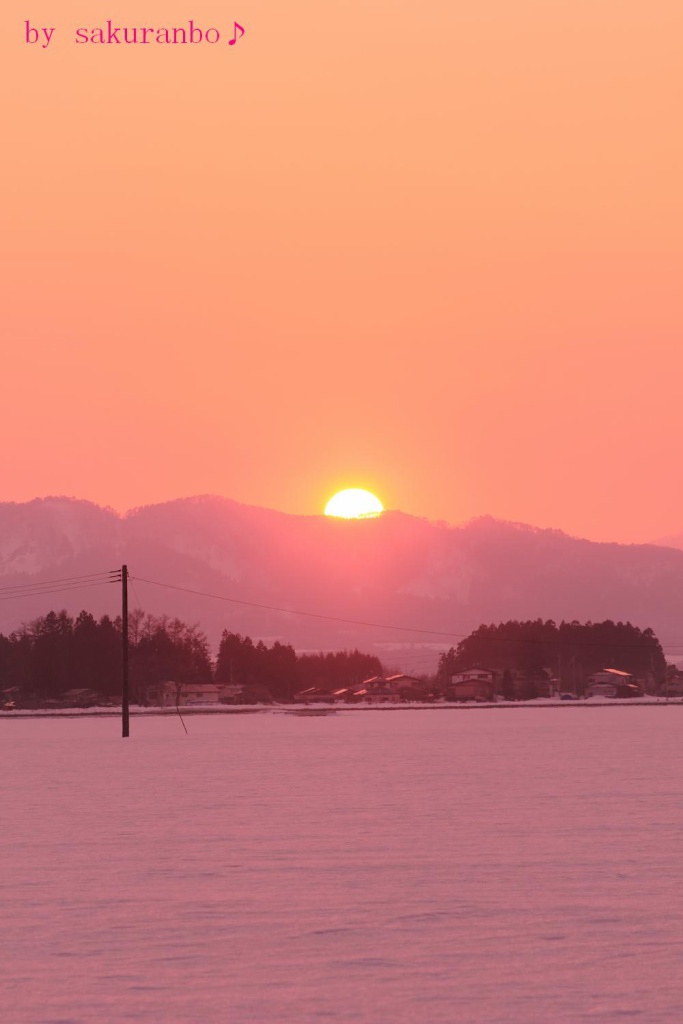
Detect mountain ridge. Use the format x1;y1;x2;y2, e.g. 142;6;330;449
2;495;683;670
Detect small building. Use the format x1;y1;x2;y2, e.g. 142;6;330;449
1;686;20;710
663;673;683;698
446;668;497;703
61;688;103;708
145;681;222;706
354;676;401;703
511;672;555;700
292;686;335;704
585;668;641;699
385;674;423;688
385;674;432;700
182;683;222;704
145;681;177;706
218;683;246;704
332;687;361;703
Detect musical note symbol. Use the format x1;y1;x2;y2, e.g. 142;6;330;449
229;22;245;45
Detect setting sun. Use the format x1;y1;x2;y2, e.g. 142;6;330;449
324;489;384;519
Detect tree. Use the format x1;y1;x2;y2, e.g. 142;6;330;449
438;619;665;688
215;632;258;686
296;650;384;693
131;614;212;702
501;669;516;701
25;610;74;698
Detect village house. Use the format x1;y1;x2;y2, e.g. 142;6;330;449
510;671;558;700
332;687;361;703
181;683;223;704
292;686;335;704
145;682;178;706
145;681;223;706
446;668;497;703
584;668;642;699
663;672;683;698
1;686;20;710
61;688;104;708
385;674;422;689
385;674;430;697
218;683;246;704
354;676;401;703
526;675;560;699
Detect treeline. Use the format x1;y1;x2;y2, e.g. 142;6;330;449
215;631;383;701
2;610;668;705
438;619;667;686
0;610;212;702
0;609;383;704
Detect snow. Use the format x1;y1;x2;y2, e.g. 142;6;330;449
2;708;683;1022
2;694;681;720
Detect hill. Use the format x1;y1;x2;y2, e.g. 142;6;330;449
2;496;683;671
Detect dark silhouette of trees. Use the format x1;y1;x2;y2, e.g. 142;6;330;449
131;614;212;703
438;619;666;690
501;668;516;701
0;612;387;706
72;611;121;697
215;636;383;701
1;607;668;707
24;611;75;699
0;609;211;704
215;632;258;686
214;632;298;701
295;650;384;693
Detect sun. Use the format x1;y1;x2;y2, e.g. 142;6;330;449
324;488;384;519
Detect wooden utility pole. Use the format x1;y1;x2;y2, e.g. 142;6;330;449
122;564;129;737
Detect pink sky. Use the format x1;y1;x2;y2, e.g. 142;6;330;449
2;1;682;543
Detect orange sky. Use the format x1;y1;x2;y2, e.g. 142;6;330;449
1;1;682;544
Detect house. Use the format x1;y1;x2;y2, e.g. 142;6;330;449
1;686;20;710
145;681;222;706
536;676;560;699
511;671;556;700
182;683;222;704
585;668;642;699
446;668;497;703
61;688;103;708
332;687;361;703
385;674;432;699
385;674;423;689
354;676;401;703
218;683;246;704
145;681;177;706
663;673;683;698
292;686;335;704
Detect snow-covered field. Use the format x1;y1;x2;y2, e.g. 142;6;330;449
3;708;683;1023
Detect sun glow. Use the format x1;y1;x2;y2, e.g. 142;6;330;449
324;488;384;519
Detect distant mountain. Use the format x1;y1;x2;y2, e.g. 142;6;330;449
2;496;683;670
652;532;683;551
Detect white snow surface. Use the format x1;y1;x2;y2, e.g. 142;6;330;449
2;708;683;1023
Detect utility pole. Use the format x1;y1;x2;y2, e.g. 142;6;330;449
122;564;129;737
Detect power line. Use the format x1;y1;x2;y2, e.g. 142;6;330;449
0;565;678;653
0;580;118;599
129;577;144;610
0;570;119;594
132;574;466;638
0;579;121;603
131;574;677;650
